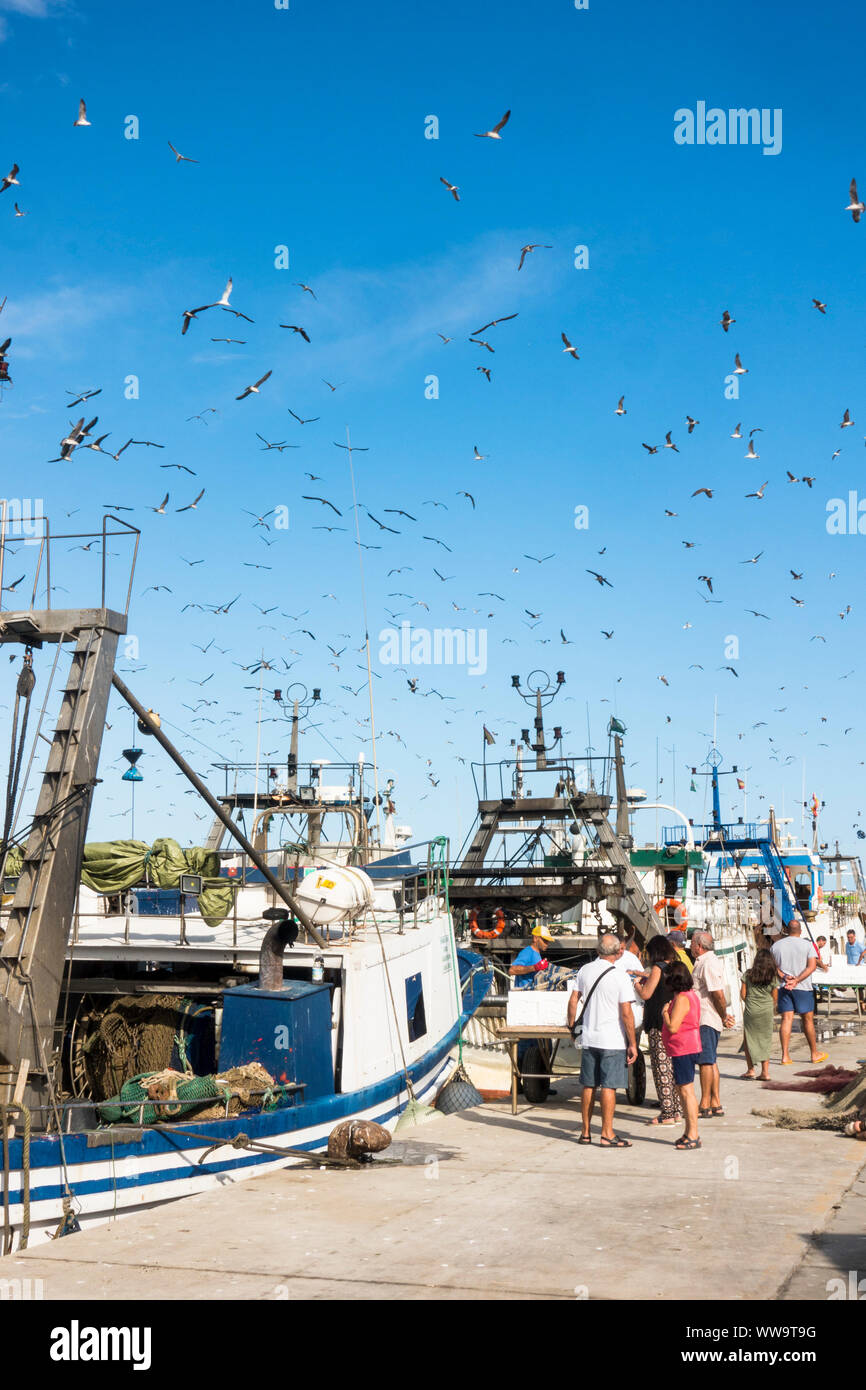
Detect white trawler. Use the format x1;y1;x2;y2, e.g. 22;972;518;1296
0;517;491;1251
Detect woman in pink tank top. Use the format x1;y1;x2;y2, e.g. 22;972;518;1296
661;961;702;1149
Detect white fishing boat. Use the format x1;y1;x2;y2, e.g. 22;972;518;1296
0;518;491;1253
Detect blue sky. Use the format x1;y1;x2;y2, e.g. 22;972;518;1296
1;0;865;856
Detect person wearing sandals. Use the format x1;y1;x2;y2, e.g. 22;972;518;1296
661;960;702;1149
634;935;682;1127
690;929;735;1118
566;933;638;1148
771;921;828;1065
739;949;778;1081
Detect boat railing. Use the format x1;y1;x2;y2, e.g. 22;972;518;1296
664;822;760;845
687;893;759;933
0;509;140;616
469;754;612;804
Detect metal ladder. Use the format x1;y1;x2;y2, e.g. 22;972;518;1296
756;838;817;946
0;615;124;1109
458;807;501;886
571;794;663;943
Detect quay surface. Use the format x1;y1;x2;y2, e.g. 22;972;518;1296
2;1018;865;1301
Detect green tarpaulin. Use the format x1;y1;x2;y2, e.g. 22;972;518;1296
3;837;236;928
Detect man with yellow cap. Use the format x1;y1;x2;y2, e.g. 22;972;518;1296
509;924;554;988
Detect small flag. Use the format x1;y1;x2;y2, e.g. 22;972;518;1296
690;778;697;792
608;717;626;735
483;725;496;746
736;778;745;791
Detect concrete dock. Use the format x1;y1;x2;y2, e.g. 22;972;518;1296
3;1020;866;1300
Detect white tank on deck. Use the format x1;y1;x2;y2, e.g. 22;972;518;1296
295;864;376;924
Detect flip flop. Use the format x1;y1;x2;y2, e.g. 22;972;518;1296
812;1053;829;1064
780;1060;793;1066
698;1108;715;1118
675;1136;702;1150
711;1107;725;1117
599;1134;632;1148
577;1134;592;1145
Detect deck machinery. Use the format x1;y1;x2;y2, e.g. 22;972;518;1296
450;718;664;971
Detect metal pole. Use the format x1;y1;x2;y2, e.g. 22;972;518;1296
110;673;329;949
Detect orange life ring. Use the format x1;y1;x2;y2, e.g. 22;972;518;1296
470;907;506;939
654;898;687;928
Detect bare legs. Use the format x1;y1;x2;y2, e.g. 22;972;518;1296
779;1010;794;1064
581;1086;616;1142
698;1062;720;1111
677;1083;699;1142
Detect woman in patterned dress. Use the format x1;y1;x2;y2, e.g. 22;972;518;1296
634;934;682;1125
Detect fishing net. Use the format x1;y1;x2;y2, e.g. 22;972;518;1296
824;1062;866;1113
751;1107;858;1132
98;1061;294;1125
753;1060;866;1130
757;1065;858;1095
74;994;215;1100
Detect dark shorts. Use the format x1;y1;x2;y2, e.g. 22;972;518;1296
671;1052;699;1086
580;1046;627;1091
697;1024;720;1065
778;986;815;1016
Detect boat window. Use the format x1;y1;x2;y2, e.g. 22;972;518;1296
405;972;427;1042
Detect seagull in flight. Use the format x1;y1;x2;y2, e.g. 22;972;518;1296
440;177;460;202
168;141;198;163
518;244;552;270
561;332;579;359
846;178;864;222
587;569;613;587
176;489;205;513
472;314;518;334
474;109;511;139
302;495;343;516
236;370;272;400
73;99;91;127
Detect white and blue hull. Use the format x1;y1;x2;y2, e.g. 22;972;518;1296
4;1019;462;1248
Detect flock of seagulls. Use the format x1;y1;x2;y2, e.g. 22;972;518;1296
1;92;864;838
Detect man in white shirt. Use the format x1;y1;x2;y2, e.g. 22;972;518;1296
771;923;827;1065
566;934;637;1148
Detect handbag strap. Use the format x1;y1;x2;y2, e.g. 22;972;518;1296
573;964;616;1028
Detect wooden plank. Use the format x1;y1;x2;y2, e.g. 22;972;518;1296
5;1056;28;1137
